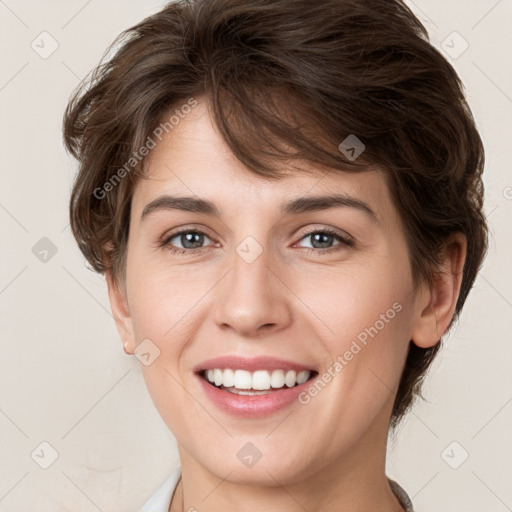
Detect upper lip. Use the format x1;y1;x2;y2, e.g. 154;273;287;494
194;355;316;373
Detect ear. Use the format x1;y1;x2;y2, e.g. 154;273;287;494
105;269;136;355
411;233;467;348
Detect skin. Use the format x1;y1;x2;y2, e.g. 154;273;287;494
106;98;466;512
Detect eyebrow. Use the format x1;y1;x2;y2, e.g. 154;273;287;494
140;194;377;222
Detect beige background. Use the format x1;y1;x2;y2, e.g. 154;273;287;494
0;0;511;510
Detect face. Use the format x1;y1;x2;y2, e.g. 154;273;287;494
109;98;427;485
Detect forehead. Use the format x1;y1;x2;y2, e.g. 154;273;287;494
131;99;393;221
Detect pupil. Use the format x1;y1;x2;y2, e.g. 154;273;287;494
183;232;203;248
312;233;332;248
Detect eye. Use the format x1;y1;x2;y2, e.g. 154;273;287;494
161;228;216;254
295;228;354;254
160;226;354;256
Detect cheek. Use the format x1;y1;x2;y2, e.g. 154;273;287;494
292;252;413;408
125;256;208;342
294;256;412;348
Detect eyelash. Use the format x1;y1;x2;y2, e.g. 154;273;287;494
160;227;354;256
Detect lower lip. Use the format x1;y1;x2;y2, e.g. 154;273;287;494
196;374;315;417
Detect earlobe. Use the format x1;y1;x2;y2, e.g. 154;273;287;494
105;269;136;354
122;340;133;355
411;233;467;349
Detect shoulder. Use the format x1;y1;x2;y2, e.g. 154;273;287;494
138;467;182;512
388;477;415;512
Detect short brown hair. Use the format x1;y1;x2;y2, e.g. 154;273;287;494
62;0;488;429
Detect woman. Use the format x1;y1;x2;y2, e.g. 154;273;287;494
62;0;488;510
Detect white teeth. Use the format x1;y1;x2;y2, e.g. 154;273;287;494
214;368;223;387
203;368;312;390
296;370;310;385
252;370;271;390
223;368;235;387
234;370;252;389
270;369;285;388
285;370;296;388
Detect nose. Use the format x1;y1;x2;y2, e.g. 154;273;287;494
213;240;293;338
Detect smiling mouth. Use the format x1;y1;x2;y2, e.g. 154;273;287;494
199;368;318;395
